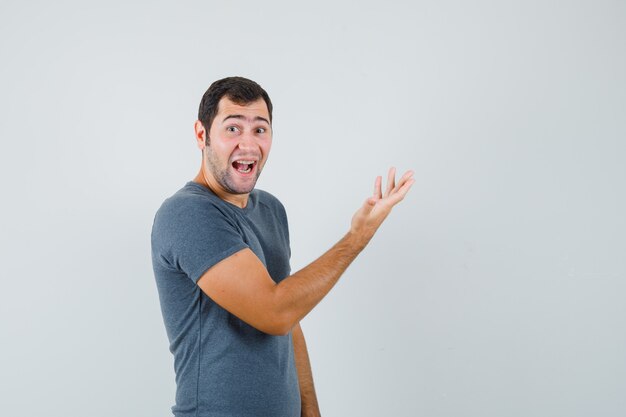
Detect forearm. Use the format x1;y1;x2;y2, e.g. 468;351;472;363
274;231;369;330
292;323;321;417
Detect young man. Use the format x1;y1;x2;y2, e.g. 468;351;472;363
151;76;414;417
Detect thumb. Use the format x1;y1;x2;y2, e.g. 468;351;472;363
361;196;377;215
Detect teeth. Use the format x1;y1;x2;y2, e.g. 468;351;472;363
235;160;255;164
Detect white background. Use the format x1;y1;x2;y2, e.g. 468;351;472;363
1;1;625;416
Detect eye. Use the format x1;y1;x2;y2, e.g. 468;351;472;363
226;126;240;133
256;127;266;134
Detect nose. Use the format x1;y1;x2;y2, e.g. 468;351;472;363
237;131;259;152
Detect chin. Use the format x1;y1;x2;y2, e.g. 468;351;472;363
230;186;255;195
223;178;259;195
233;171;262;193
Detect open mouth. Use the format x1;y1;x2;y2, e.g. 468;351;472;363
232;159;257;174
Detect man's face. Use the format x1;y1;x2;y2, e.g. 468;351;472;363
202;96;272;195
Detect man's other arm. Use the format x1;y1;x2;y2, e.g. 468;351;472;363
197;168;414;335
292;323;321;417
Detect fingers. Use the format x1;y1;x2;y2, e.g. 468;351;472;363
380;169;414;205
392;170;414;193
373;175;382;200
387;176;415;205
370;168;414;206
384;167;396;197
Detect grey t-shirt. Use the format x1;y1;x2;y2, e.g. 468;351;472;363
151;181;300;417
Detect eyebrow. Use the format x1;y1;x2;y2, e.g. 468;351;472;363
222;114;270;125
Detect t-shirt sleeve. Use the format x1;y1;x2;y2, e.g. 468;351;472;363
152;197;249;284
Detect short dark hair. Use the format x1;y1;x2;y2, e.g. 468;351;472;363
198;76;273;134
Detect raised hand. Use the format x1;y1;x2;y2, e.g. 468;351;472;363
350;167;415;246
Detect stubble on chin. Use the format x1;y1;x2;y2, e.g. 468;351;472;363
221;171;258;195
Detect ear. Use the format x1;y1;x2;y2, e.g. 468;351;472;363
194;120;207;150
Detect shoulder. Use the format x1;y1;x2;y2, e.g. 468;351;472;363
158;182;226;213
253;188;286;212
251;188;290;232
153;183;235;232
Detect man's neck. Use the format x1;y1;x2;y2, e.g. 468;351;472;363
193;170;249;208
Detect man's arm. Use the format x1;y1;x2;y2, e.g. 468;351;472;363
197;168;414;335
292;323;321;417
